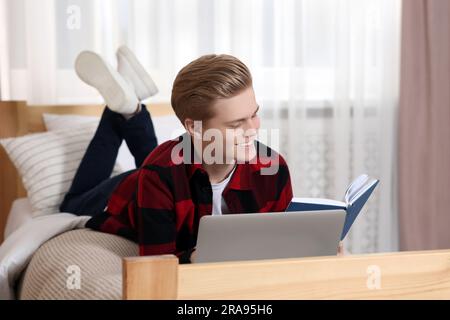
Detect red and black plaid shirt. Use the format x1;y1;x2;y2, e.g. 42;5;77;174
86;134;293;263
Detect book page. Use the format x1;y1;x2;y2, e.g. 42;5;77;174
348;178;378;206
344;174;369;204
291;197;346;207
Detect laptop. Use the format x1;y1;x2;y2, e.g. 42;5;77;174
194;210;346;263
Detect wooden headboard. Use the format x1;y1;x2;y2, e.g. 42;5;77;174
0;101;174;243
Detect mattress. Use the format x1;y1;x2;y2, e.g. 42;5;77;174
4;198;33;239
2;200;139;299
18;228;138;299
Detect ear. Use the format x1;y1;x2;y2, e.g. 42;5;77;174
184;118;201;139
184;118;194;136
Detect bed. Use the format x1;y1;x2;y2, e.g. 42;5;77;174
0;101;176;299
3;198;137;299
2;101;450;300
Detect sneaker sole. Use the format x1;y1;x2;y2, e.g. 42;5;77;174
75;51;138;114
116;45;159;100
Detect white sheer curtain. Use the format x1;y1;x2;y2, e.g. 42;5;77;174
0;0;401;253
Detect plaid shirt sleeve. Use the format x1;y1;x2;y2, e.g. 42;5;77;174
136;166;193;262
85;170;140;241
269;155;293;212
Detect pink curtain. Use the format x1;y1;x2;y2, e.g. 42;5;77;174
399;0;450;250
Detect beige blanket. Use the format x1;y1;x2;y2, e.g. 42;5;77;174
19;229;138;300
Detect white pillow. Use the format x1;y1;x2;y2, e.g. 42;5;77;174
0;123;123;217
43;113;185;171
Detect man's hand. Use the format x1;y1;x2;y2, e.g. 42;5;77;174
190;249;197;263
337;241;345;256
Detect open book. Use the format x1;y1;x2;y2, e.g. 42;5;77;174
286;174;380;240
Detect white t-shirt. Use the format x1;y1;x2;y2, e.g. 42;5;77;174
211;165;236;215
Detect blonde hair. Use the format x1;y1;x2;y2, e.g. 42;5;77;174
171;54;252;123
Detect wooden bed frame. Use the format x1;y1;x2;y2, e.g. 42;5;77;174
3;100;450;300
123;249;450;299
0;100;174;243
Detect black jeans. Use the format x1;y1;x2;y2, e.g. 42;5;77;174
59;105;158;216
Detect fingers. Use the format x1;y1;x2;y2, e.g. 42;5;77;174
337;241;344;256
190;249;197;263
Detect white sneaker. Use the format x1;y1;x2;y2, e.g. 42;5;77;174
116;45;159;101
75;50;139;115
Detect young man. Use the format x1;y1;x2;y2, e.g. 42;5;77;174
62;48;293;263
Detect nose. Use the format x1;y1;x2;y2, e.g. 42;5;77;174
242;118;259;138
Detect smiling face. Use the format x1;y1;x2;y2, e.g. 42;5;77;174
184;86;260;164
172;54;258;164
206;86;260;163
